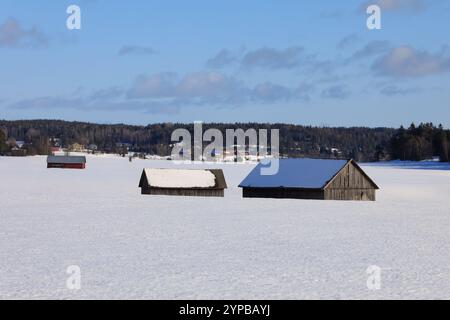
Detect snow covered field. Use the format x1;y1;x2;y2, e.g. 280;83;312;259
1;155;450;299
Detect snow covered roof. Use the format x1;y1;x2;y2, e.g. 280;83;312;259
239;158;349;189
47;155;86;164
139;169;227;189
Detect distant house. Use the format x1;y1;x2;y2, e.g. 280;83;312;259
6;139;25;149
50;146;61;153
47;155;86;169
15;141;25;148
10;147;27;157
116;142;132;149
69;143;84;152
87;144;98;151
239;158;379;201
139;168;227;197
116;142;132;156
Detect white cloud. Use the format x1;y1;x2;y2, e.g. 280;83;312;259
176;72;245;101
241;46;304;69
0;18;47;48
380;85;420;96
206;46;337;79
252;82;293;102
206;49;238;68
373;46;450;77
9;95;180;114
321;85;351;99
128;71;314;105
337;34;361;50
361;0;427;13
350;41;391;60
118;46;156;56
127;71;246;104
10;71;313;113
128;73;178;99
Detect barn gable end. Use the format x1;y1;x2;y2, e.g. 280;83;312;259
323;160;379;201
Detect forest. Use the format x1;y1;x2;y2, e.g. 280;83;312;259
1;120;449;162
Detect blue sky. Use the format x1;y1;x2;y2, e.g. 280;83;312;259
1;0;449;127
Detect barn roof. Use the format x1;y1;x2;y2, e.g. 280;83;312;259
239;158;362;189
139;168;227;190
47;155;86;164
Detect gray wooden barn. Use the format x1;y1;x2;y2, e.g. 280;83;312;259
139;168;227;197
239;158;379;201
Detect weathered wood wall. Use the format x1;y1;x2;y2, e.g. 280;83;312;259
324;188;375;201
141;187;224;197
324;162;376;201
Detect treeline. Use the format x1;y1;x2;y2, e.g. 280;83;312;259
0;119;449;162
390;123;450;162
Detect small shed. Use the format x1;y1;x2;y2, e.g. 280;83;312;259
47;155;86;169
239;158;379;201
139;168;227;197
10;147;27;157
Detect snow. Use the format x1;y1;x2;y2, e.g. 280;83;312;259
1;155;450;299
142;168;216;188
239;158;348;188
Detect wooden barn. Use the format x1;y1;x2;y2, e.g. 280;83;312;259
139;168;227;197
239;159;379;201
47;155;86;169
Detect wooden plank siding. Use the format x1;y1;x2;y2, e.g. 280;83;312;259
324;162;377;201
324;188;375;201
47;163;86;169
141;188;224;197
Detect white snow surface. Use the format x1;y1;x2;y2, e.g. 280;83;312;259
1;155;450;300
143;168;216;188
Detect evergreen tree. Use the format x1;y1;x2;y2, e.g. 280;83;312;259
0;129;8;154
438;131;449;162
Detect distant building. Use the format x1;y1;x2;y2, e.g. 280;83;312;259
239;158;379;201
15;141;25;148
330;147;342;157
50;146;62;153
139;168;227;197
10;147;27;157
47;155;86;169
116;142;132;156
6;139;25;149
69;143;84;152
116;142;132;150
87;144;98;151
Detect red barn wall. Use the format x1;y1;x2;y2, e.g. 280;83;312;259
47;163;86;169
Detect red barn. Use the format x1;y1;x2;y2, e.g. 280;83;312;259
47;155;86;169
